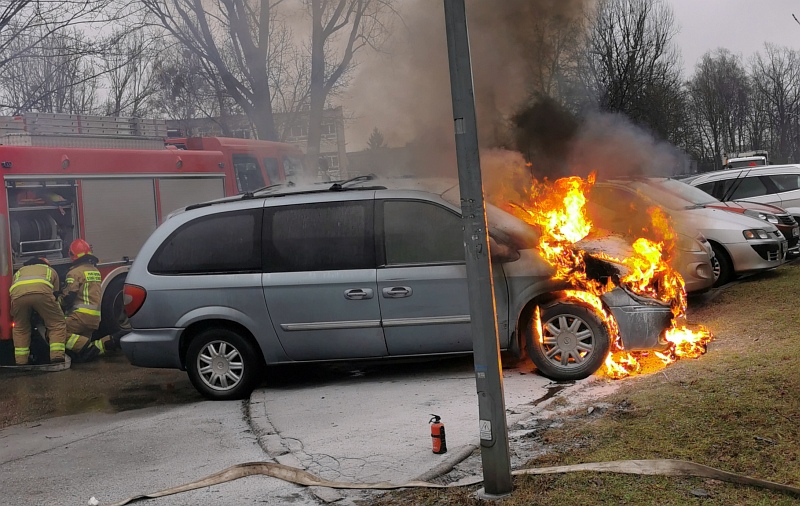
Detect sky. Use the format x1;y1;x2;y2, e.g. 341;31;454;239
342;0;800;151
670;0;800;74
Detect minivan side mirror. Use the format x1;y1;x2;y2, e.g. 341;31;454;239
489;236;521;263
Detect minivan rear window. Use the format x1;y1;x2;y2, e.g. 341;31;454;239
148;210;262;275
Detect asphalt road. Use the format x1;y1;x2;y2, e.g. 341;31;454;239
0;351;605;505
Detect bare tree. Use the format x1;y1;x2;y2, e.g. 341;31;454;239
581;0;683;141
102;28;164;117
150;42;243;136
750;43;800;164
143;0;297;140
522;11;586;109
0;26;104;114
0;0;126;114
687;49;751;167
304;0;394;165
0;1;109;69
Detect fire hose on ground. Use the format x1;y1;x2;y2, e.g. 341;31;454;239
105;458;800;505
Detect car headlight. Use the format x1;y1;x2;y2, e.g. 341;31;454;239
677;233;702;252
743;209;779;224
742;229;771;240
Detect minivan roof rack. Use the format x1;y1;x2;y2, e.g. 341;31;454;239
329;174;376;191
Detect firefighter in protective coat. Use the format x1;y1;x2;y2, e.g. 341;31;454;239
10;257;68;365
61;239;116;362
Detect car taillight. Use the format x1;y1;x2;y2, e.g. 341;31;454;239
123;284;147;318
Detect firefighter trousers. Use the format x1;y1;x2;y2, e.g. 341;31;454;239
65;313;111;363
11;293;68;365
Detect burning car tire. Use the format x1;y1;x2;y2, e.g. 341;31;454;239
526;302;610;381
186;328;263;400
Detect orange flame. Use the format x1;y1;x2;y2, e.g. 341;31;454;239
501;173;712;378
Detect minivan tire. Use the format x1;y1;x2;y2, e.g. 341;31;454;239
186;328;263;400
97;275;131;338
525;302;610;381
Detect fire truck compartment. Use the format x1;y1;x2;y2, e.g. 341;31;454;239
7;181;78;266
5;176;226;268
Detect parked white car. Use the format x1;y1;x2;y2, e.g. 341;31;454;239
681;165;800;221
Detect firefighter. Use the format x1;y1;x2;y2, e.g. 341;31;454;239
10;257;68;365
60;239;116;362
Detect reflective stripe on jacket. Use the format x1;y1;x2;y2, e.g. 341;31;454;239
61;263;102;316
10;264;59;298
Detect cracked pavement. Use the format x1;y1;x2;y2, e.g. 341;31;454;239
246;356;615;503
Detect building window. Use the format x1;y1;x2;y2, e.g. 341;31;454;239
289;125;308;139
322;154;339;169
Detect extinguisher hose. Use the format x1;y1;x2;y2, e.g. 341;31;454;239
104;457;800;506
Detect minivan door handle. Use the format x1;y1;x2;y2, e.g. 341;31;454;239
344;288;374;300
382;286;412;298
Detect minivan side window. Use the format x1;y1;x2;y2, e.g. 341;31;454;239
263;201;374;272
383;200;464;265
233;154;265;193
149;210;262;275
769;174;800;192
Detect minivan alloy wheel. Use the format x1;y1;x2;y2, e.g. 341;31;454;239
196;340;244;391
525;302;610;381
186;327;262;400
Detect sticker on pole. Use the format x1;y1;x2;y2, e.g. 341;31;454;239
479;419;492;440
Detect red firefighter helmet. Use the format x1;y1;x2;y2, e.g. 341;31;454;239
69;239;93;261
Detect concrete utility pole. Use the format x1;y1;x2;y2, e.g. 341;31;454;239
442;0;513;497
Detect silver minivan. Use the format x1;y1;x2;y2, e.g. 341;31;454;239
120;177;674;399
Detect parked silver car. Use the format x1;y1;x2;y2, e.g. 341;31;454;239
120;177;674;399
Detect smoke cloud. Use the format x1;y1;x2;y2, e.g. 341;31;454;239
347;0;688;184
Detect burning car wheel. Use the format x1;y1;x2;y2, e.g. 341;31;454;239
527;302;610;381
186;328;263;400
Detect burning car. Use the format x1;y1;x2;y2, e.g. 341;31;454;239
589;178;787;287
121;175;710;399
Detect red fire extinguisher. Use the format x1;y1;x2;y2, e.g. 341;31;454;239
429;414;447;454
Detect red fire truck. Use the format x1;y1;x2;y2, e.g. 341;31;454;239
0;113;304;364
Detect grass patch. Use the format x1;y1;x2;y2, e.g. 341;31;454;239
367;263;800;505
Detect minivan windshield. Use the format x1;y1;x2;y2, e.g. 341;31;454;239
441;185;540;248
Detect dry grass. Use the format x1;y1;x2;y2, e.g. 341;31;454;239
367;262;800;505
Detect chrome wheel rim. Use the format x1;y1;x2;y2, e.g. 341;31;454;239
540;314;595;369
711;256;721;282
197;340;244;392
